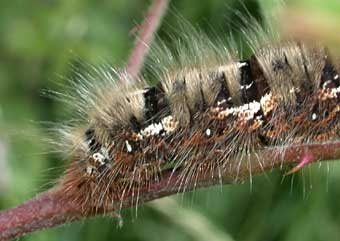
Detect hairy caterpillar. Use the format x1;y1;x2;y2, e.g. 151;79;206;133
51;8;340;215
2;1;340;240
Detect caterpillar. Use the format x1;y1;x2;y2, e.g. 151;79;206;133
51;6;340;216
3;2;340;241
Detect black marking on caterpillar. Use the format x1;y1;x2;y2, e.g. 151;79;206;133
85;128;102;153
143;85;170;124
239;60;259;103
58;25;340;214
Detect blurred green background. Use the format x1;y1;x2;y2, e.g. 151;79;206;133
1;0;340;241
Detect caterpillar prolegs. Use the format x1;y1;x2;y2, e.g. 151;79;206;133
57;35;340;213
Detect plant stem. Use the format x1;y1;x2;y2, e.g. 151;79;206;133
0;190;81;241
125;0;170;80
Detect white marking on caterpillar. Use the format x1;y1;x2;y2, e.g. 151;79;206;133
238;101;261;121
139;115;178;138
125;140;133;153
246;82;254;90
322;80;332;89
240;101;261;114
289;87;301;94
217;100;261;121
334;74;339;80
312;113;317;120
93;153;106;165
260;92;275;116
321;87;340;100
217;99;226;106
161;116;178;133
237;62;247;68
205;128;212;137
140;122;163;137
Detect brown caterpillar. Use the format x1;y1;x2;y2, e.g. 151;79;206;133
53;12;340;215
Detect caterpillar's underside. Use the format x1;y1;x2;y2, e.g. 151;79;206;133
57;33;340;213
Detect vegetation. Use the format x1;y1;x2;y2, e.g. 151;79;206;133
1;0;340;240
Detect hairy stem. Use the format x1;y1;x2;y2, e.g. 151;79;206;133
1;142;340;240
125;0;170;80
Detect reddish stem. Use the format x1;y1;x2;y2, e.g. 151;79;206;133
125;0;170;80
0;190;82;241
1;141;340;240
